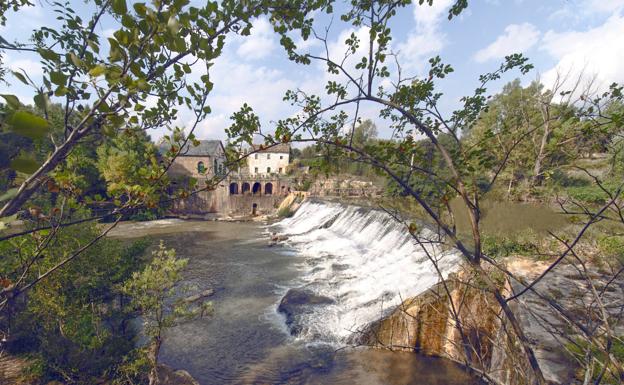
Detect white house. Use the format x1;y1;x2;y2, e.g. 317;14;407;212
247;143;290;175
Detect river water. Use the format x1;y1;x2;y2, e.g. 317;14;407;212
110;203;482;385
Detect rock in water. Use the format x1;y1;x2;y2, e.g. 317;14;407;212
278;288;334;336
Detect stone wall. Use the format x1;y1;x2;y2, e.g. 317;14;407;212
170;184;230;215
169;155;223;178
356;268;539;385
169;180;291;217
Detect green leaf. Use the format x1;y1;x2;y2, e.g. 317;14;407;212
68;52;83;67
50;71;67;86
54;86;69;97
38;48;59;62
88;65;106;77
10;155;41;174
0;188;18;203
1;94;21;109
33;93;50;111
0;214;19;231
112;0;127;15
11;71;29;85
167;15;180;34
7;110;50;139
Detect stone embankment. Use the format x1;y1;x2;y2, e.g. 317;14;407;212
357;259;624;385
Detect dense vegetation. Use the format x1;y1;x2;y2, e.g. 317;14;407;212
1;0;623;384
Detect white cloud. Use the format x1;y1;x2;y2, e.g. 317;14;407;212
412;0;454;29
474;23;540;63
396;0;454;74
584;0;624;13
540;13;624;91
235;18;276;60
7;58;43;77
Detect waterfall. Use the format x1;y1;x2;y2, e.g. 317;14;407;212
272;200;461;345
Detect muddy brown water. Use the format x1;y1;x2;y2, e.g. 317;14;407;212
450;198;568;236
110;219;482;385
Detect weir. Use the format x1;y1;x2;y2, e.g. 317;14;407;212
273;200;460;344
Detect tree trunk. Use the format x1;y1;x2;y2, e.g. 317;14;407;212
532;104;551;187
148;337;162;385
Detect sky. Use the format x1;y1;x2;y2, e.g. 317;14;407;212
1;0;624;142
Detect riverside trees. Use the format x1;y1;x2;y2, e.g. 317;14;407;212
225;1;624;384
1;0;623;384
0;0;329;382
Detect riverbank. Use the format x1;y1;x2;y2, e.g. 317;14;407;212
109;211;482;384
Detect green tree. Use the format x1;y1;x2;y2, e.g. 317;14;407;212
0;0;328;313
0;216;149;383
226;2;624;383
121;241;211;385
351;119;378;148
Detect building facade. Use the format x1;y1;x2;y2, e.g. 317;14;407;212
246;143;290;175
160;139;292;216
161;140;227;179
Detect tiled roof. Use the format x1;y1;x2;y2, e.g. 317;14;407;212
250;143;290;154
158;140;224;156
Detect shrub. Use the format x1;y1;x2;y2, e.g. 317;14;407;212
598;236;624;264
482;232;539;259
277;207;294;218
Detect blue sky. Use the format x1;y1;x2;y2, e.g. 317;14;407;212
1;0;624;141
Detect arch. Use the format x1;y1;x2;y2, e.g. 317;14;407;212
264;182;273;195
252;182;261;195
242;182;250;194
197;161;205;174
229;182;239;195
252;203;258;216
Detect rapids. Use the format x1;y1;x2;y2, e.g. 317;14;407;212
273;200;460;343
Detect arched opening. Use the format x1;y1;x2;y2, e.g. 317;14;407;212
242;182;250;194
229;183;239;195
281;185;286;195
252;182;261;195
252;203;258;216
264;182;273;195
197;161;205;174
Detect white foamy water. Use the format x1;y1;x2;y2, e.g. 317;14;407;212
272;200;461;345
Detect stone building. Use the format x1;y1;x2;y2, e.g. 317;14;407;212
160;140;227;179
159;139;292;217
246;143;290;175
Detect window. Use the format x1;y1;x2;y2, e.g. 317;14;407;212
267;167;271;173
197;161;205;174
214;159;218;174
280;155;283;159
278;168;283;174
254;167;258;174
254;154;258;159
267;154;271;160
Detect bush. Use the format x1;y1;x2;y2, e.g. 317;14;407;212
598;236;624;263
565;180;623;205
550;170;591;188
277;207;294;218
566;337;624;384
482;232;539;259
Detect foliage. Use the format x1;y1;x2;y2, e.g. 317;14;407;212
482;231;540;259
567;337;624;384
121;241;211;378
0;217;150;383
277;206;294;218
597;236;624;264
565;181;624;205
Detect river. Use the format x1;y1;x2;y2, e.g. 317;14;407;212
110;202;482;385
